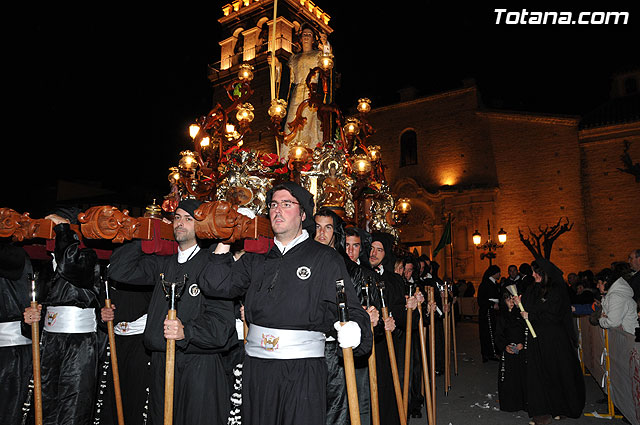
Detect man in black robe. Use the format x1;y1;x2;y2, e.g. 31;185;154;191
0;241;33;424
505;264;521;294
478;265;501;362
518;263;535;297
401;254;426;417
369;231;411;425
99;277;153;425
107;199;238;425
200;182;372;425
23;209;101;425
314;210;381;425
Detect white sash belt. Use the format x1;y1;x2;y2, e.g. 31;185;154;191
0;321;31;347
44;306;97;334
245;324;325;359
114;314;147;336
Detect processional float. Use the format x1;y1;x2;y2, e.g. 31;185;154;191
1;25;413;424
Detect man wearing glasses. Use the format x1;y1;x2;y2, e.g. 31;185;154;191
203;181;372;425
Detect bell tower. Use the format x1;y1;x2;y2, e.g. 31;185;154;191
210;0;333;154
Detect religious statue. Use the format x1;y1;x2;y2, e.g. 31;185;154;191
318;161;348;209
279;25;330;160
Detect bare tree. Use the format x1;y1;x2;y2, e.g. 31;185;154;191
617;140;640;183
518;216;574;260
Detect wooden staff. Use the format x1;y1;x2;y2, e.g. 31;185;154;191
336;280;361;425
402;284;415;419
162;274;187;425
29;274;43;425
377;281;407;425
364;280;380;425
415;287;435;425
104;278;125;425
443;284;450;394
428;287;436;421
451;293;459;376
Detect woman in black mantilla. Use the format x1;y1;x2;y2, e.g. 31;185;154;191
518;257;585;425
495;291;527;413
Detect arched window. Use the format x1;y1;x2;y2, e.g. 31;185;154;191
400;130;418;167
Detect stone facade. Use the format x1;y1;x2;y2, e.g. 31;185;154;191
368;85;640;282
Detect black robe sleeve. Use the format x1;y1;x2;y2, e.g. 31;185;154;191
108;240;161;286
199;252;250;300
177;293;237;353
54;223;97;290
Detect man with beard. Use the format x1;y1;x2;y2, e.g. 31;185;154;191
200;183;372;425
107;199;238;425
369;232;418;425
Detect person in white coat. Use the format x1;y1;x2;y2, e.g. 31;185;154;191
597;267;639;334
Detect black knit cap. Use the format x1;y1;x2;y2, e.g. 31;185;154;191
177;199;202;217
266;181;315;232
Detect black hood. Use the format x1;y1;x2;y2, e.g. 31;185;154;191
371;231;396;270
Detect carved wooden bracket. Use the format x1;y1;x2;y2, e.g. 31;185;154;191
0;208;54;241
193;200;272;243
78;206;140;243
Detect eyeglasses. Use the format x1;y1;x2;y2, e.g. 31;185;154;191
268;200;300;210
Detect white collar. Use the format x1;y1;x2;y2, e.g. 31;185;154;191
274;229;309;255
177;244;200;264
426;273;432;279
489;276;497;284
375;264;385;275
355;258;361;265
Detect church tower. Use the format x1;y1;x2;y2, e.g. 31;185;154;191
209;0;333;154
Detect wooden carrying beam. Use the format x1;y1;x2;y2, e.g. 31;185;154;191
0;204;272;243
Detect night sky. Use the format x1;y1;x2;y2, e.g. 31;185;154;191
5;2;639;215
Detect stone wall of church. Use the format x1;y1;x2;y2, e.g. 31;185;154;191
483;113;590;275
579;125;640;271
368;88;596;281
366;87;498;191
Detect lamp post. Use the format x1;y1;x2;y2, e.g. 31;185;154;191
472;220;506;265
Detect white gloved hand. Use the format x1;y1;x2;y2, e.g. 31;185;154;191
236;207;256;219
333;321;361;349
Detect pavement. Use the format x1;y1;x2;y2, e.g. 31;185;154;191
407;318;629;425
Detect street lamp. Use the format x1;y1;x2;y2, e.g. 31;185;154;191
393;198;412;225
472;220;507;265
